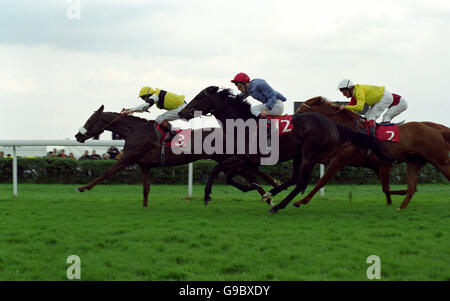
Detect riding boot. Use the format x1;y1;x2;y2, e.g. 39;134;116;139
257;114;271;147
161;123;177;142
367;120;377;138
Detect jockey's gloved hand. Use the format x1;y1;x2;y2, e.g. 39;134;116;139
121;108;132;115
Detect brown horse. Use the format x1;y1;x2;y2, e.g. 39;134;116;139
178;86;393;211
74;105;282;207
294;97;450;209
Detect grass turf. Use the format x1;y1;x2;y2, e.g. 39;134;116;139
0;183;448;281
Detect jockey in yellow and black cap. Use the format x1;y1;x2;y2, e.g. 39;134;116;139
121;86;186;140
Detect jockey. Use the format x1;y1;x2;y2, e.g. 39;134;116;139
231;73;287;118
337;79;408;137
121;86;187;140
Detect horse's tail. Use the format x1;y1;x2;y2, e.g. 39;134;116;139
337;125;395;162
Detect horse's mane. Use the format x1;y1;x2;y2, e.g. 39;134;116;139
305;96;361;120
210;86;252;114
306;96;339;108
104;111;153;125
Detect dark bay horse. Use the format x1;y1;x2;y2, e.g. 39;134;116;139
178;86;393;212
178;86;298;205
74;105;283;207
294;97;450;209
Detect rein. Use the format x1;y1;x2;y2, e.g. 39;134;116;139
302;102;366;129
93;113;127;137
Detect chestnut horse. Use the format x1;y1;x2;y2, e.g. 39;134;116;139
294;97;449;209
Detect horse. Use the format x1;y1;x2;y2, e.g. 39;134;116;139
74;105;286;207
178;86;393;212
293;97;450;209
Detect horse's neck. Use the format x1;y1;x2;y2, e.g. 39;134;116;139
213;110;255;130
103;114;146;139
320;108;360;130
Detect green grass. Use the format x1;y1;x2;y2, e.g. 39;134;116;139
0;183;448;281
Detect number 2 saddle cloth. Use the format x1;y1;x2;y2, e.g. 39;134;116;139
356;121;400;142
265;115;294;136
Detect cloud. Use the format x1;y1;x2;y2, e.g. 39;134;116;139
0;0;449;140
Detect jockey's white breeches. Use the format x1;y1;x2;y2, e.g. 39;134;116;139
382;96;408;123
250;100;285;117
155;103;187;124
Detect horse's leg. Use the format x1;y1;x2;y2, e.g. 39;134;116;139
225;168;262;193
377;166;392;205
252;168;281;187
234;170;268;196
204;156;245;206
375;164;407;205
76;158;130;192
141;165;151;207
270;158;316;213
432;161;450;180
262;149;302;203
398;159;426;210
293;147;357;207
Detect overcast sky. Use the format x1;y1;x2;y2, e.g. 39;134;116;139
1;0;449;140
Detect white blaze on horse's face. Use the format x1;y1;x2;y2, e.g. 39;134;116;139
78;126;88;135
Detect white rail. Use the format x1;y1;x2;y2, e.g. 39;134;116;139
0;139;324;199
0;140;125;197
0;139;194;199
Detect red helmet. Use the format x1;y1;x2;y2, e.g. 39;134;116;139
231;72;250;83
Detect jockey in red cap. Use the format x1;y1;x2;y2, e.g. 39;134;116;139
231;72;287;118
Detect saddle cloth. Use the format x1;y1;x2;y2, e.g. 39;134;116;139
265;115;294;136
367;122;399;142
155;124;191;148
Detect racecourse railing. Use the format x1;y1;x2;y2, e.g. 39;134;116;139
1;139;328;198
0;140;129;197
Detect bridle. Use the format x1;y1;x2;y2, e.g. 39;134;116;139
80;112;126;139
199;88;228;116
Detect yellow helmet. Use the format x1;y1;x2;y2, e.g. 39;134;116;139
139;86;154;98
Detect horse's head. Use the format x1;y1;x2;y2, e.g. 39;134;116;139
295;97;338;116
75;105;107;143
296;96;360;123
178;86;226;120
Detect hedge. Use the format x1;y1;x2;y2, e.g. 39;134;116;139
0;157;447;185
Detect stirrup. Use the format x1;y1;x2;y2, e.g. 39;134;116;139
163;131;176;142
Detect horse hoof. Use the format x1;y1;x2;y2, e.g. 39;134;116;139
292;203;300;208
269;207;278;214
75;187;84;192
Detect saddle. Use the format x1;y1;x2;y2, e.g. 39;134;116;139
355;119;402;142
154;123;191;166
